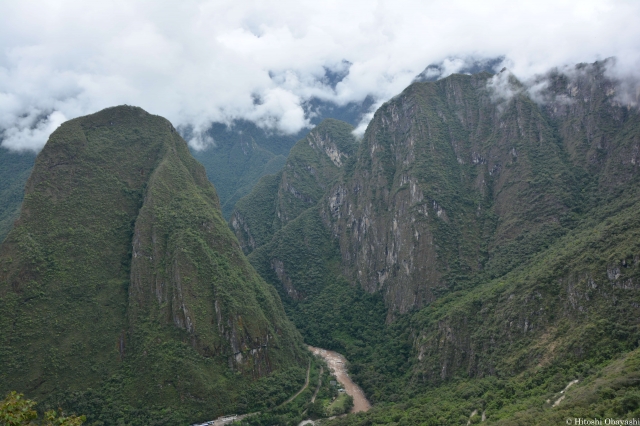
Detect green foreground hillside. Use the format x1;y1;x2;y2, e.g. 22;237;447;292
0;106;306;425
232;61;640;424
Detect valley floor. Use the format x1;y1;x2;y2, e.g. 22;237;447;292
193;347;365;426
308;346;371;413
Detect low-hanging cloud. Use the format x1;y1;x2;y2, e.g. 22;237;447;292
492;58;640;114
1;111;67;152
604;58;640;108
1;0;639;152
486;70;522;104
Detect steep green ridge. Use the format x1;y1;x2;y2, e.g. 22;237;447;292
0;106;306;425
0;121;295;244
233;61;640;423
191;120;304;219
231;119;356;255
0;148;35;243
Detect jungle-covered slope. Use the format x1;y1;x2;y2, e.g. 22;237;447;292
230;118;357;255
191;96;372;219
0;147;35;243
0;106;307;425
232;61;640;424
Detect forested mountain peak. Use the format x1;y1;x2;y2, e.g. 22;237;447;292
0;105;306;424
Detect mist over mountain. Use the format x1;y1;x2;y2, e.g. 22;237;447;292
413;56;507;83
187;68;376;219
0;2;639;424
1;1;639;154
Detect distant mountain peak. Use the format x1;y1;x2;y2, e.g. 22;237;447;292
413;56;506;83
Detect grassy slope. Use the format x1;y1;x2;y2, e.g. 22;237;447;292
0;106;306;425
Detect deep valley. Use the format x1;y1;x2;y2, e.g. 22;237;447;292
1;59;640;425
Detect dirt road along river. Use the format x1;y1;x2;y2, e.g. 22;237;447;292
308;346;371;413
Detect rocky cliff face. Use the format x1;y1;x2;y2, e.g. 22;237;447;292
535;61;640;192
323;71;576;315
0;106;305;420
406;63;640;384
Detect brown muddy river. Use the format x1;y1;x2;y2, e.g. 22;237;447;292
308;346;371;413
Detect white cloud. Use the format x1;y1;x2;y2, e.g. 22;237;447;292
604;57;640;108
1;111;67;152
0;0;639;151
487;71;521;102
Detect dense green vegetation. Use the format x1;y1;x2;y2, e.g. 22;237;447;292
1;391;85;426
232;62;640;424
231;119;356;254
240;354;350;426
0;106;306;425
326;348;640;425
0;148;35;243
1;60;638;424
190;120;304;218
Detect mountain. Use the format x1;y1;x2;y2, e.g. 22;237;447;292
230;118;357;255
0;106;307;425
0;61;392;230
231;60;640;423
0;98;370;231
192;97;373;220
413;56;506;83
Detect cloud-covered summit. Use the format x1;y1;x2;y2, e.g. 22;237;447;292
1;0;639;152
413;57;507;83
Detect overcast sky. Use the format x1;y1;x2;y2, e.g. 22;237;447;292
1;0;639;151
